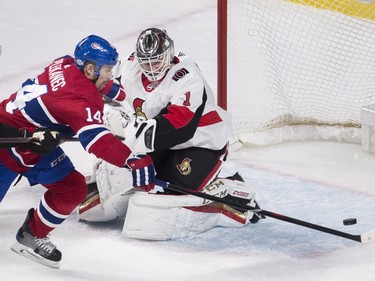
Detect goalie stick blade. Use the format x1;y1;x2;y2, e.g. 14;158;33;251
11;242;60;269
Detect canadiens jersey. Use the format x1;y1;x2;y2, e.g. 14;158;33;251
117;52;234;151
0;56;130;167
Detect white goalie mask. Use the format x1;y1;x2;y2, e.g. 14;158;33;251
135;28;174;81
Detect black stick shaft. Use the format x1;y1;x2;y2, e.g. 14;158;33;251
0;135;124;146
156;179;363;243
0;137;79;145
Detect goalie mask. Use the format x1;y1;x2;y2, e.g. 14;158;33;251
135;28;175;81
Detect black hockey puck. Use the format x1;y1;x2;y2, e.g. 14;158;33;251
343;218;357;225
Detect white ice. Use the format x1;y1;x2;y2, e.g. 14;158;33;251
1;0;375;280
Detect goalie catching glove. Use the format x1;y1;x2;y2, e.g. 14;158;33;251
104;104;156;154
125;154;155;192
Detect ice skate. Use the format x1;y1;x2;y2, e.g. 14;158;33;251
11;208;62;269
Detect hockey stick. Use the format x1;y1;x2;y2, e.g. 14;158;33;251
0;134;125;146
155;179;375;244
0;136;79;145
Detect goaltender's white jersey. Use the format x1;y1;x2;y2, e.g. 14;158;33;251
116;52;234;150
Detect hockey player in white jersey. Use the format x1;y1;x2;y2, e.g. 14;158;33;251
78;28;263;240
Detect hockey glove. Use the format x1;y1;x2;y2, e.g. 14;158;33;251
125;154;155;192
123;114;156;153
104;106;155;153
23;128;61;154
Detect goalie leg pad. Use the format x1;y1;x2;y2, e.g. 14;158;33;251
78;160;136;222
78;190;133;222
123;177;258;240
217;178;264;224
123;192;221;240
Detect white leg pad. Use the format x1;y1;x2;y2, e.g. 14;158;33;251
78;160;136;222
123;190;250;240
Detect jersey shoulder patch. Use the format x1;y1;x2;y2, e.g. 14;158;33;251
128;52;136;61
172;68;189;82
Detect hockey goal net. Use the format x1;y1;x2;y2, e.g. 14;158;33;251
218;0;375;147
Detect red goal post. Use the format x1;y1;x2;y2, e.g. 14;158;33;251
217;0;375;147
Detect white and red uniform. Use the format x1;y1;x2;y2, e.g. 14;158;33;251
116;52;233;191
0;56;129;237
120;52;233;151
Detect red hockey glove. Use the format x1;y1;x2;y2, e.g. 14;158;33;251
125;154;155;192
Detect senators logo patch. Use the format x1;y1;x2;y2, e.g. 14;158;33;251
176;158;192;175
172;68;189;81
133;98;147;118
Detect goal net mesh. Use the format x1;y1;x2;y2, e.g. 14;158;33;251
226;0;375;146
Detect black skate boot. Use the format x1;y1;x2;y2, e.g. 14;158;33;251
11;208;62;269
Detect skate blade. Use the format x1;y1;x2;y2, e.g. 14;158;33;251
11;242;60;269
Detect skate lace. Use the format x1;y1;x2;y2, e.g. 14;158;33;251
35;237;56;253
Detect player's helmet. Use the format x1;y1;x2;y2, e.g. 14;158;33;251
74;35;118;77
135;28;174;81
